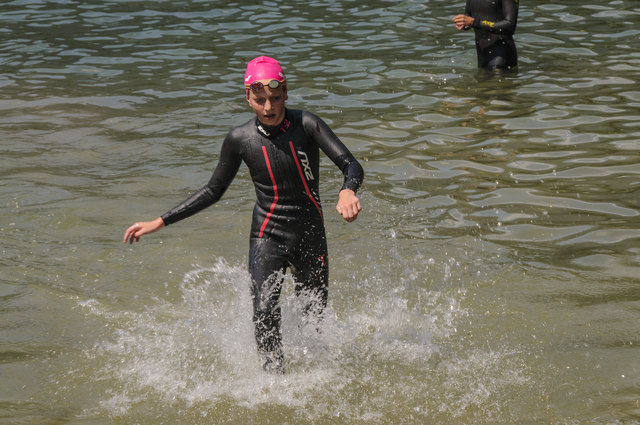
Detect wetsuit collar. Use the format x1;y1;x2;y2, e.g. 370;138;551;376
255;109;291;139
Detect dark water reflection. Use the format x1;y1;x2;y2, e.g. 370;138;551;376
1;0;640;424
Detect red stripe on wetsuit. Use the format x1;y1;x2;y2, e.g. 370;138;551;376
258;143;324;238
259;145;278;238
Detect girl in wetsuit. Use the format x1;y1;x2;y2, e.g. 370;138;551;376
452;0;519;70
123;56;364;373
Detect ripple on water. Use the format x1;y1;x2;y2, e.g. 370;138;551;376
2;0;640;423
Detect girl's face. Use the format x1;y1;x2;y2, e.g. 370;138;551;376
247;85;288;127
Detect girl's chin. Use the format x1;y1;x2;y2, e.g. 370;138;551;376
260;115;281;125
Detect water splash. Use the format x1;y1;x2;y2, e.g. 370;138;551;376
75;250;537;423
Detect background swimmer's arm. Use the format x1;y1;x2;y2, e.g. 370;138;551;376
453;14;474;30
473;0;518;35
464;0;472;17
453;0;474;30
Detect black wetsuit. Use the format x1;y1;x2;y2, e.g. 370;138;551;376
161;108;363;371
464;0;518;70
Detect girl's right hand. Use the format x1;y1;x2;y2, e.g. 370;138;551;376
123;217;165;244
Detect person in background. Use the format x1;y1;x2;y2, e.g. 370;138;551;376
452;0;519;70
123;56;364;373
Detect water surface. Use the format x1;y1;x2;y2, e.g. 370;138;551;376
1;1;640;424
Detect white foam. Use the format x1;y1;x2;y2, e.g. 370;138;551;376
80;254;533;422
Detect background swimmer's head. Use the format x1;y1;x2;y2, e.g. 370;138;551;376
244;56;287;98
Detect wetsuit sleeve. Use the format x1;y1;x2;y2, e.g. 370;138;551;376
464;0;472;19
161;133;242;226
472;0;518;36
302;111;364;193
462;0;472;30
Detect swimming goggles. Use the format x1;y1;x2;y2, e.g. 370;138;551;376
246;79;285;91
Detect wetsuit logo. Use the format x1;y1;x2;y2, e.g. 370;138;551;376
296;150;314;181
257;123;270;137
280;118;290;133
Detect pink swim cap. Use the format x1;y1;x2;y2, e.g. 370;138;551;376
244;56;286;89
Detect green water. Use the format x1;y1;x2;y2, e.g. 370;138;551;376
1;1;639;424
